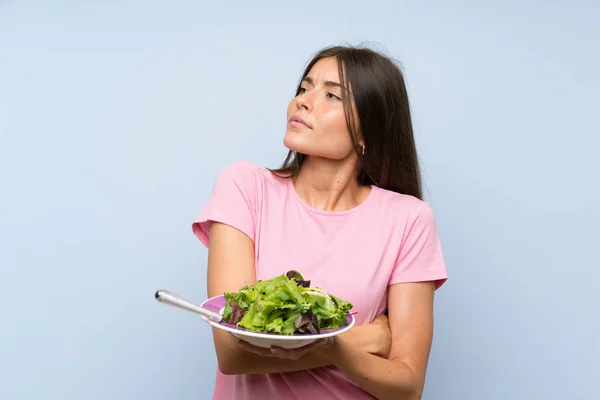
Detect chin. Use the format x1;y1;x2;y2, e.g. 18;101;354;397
283;131;354;160
283;133;318;157
283;131;308;154
284;140;345;160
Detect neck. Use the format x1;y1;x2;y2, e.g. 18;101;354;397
292;156;370;212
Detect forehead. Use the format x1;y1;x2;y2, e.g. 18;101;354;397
306;57;340;80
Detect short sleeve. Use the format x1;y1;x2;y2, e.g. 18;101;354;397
191;161;260;248
389;202;448;289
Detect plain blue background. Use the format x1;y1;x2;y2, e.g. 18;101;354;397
1;1;598;399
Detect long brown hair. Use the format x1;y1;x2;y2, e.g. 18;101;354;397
271;45;423;200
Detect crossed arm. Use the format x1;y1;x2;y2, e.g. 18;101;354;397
206;221;436;399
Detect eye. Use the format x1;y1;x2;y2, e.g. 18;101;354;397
327;92;341;101
298;87;308;95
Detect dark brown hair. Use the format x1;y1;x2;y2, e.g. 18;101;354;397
272;45;422;200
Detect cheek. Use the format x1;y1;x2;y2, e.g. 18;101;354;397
318;104;347;128
313;109;354;158
318;108;352;140
283;100;355;160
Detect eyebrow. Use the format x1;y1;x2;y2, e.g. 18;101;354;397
302;76;346;90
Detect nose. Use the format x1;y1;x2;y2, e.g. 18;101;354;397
295;91;313;111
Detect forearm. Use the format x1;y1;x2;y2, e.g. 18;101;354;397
219;345;330;374
215;325;377;375
321;337;422;400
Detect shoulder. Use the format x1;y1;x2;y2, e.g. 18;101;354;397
217;160;262;180
213;160;282;196
372;186;438;227
374;186;435;216
214;160;266;187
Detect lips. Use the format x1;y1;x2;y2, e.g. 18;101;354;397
289;115;311;129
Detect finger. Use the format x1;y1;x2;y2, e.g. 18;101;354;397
271;340;318;353
373;314;389;323
272;351;300;360
237;340;274;357
271;340;326;359
300;339;330;351
270;345;313;360
269;346;300;360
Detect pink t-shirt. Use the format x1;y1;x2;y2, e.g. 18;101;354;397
192;161;448;400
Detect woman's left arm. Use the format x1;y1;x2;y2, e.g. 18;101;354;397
320;280;437;400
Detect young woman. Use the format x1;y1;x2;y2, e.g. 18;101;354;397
192;45;448;400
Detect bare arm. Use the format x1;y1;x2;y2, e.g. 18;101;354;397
320;281;437;400
206;221;387;375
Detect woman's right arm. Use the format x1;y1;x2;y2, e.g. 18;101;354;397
206;221;389;375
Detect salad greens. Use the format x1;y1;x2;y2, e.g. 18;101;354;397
222;270;353;335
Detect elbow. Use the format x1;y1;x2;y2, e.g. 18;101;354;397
389;374;424;400
405;379;425;400
212;332;246;375
218;361;237;375
215;343;250;375
408;389;423;400
216;351;244;375
388;387;422;400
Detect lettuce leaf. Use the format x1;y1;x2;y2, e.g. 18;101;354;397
222;271;353;335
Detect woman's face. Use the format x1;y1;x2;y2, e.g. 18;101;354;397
284;57;357;160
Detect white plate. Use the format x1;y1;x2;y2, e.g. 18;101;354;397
199;294;355;349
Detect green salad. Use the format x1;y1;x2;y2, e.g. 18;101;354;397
222;270;353;335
